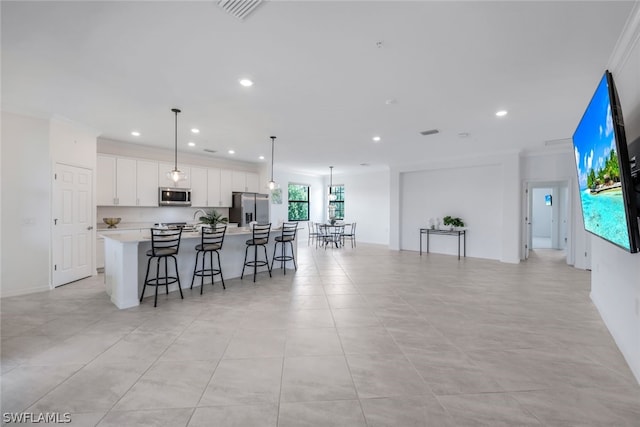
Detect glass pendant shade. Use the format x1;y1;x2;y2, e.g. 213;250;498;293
328;165;336;201
167;108;186;183
167;169;186;183
268;180;276;190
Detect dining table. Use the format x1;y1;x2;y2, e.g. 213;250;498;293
316;223;351;248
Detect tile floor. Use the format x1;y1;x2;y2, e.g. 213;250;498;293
1;245;639;426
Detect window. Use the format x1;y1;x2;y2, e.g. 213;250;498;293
288;184;309;221
329;185;344;220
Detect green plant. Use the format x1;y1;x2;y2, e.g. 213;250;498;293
443;215;464;227
198;209;228;227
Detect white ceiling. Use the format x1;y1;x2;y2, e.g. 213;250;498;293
1;1;635;176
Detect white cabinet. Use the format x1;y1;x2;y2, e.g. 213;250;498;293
246;172;260;193
98;156;157;206
97;154;251;208
190;167;208;207
115;158;137;206
136;160;158;206
207;168;233;207
231;170;246;192
97;155;116;205
158;162;191;189
231;171;261;193
220;169;232;207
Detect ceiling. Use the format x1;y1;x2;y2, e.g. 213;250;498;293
1;1;635;176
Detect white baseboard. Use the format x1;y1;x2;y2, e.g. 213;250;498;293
0;285;51;298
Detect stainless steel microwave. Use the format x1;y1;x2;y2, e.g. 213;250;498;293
158;187;191;206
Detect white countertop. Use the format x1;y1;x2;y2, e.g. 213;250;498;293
100;226;284;243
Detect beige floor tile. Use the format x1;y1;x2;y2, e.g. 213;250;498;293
278;400;366;427
29;362;149;413
188;404;277;427
112;360;216;411
198;357;282;406
280;355;357;402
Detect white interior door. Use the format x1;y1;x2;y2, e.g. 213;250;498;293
53;163;93;287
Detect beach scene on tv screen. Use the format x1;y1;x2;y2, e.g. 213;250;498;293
573;75;630;250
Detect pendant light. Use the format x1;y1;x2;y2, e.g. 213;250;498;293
167;108;186;183
268;136;276;190
328;166;337;201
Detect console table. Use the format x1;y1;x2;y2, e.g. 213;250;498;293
419;228;466;260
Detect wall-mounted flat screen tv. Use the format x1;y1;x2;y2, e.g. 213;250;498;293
572;71;639;253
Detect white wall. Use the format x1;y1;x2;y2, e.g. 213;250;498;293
268;169;324;243
267;168;391;246
393;151;520;262
591;3;640;383
532;188;552;238
400;163;503;260
336;170;390;246
1;112;52;297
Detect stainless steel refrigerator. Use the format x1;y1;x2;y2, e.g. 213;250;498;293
229;192;270;226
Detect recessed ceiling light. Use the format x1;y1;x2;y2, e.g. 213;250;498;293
131;131;140;136
385;98;397;105
239;79;253;87
259;155;265;160
372;136;381;142
188;142;196;147
496;110;508;117
228;150;235;154
191;128;200;134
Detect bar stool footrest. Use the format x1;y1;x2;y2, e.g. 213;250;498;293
145;277;179;287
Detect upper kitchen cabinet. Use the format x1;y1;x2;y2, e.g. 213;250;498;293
207;168;233;207
158;162;191;189
97;155;116;205
97;155;136;206
115;158;137;206
231;171;260;193
97;155;157;206
136;160;158;206
190;166;208;207
220;169;233;206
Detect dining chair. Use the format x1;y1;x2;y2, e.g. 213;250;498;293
307;221;319;246
322;224;344;249
342;222;357;248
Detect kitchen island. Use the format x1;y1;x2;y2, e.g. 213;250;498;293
102;227;296;309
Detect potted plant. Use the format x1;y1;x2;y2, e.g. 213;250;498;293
443;215;464;230
197;209;228;228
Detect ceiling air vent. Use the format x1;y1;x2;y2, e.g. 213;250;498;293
420;129;439;136
218;0;263;21
203;149;217;154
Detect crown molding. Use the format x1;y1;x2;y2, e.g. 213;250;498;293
608;1;640;73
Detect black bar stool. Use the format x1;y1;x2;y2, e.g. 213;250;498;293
272;222;298;275
191;225;227;295
140;228;183;307
241;223;272;282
